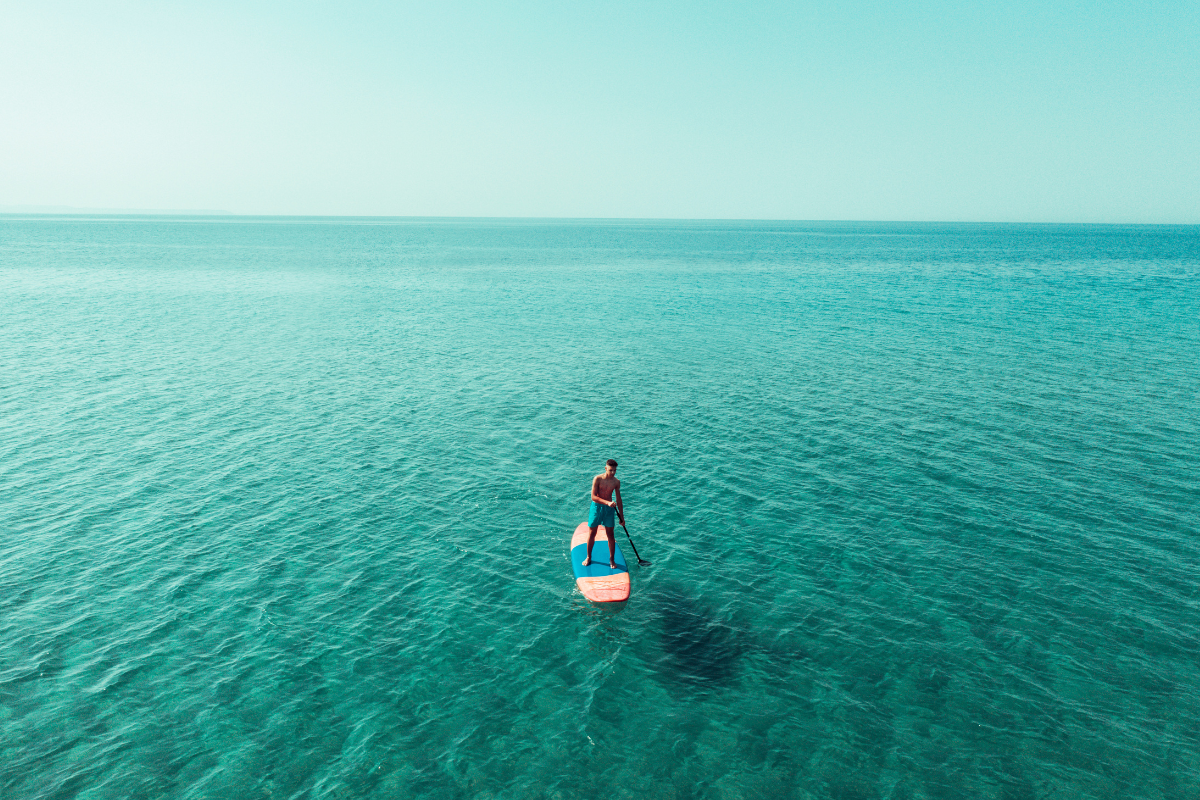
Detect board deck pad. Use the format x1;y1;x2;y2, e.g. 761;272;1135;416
570;522;631;603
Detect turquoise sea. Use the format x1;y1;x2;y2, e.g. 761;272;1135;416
2;217;1198;800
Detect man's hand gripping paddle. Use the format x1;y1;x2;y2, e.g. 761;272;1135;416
613;504;651;567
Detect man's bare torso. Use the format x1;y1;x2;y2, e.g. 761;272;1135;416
593;474;619;501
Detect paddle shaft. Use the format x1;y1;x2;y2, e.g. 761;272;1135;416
613;505;650;566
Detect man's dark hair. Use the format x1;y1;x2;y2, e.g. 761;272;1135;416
606;459;618;468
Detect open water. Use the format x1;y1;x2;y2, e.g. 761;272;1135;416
1;217;1198;800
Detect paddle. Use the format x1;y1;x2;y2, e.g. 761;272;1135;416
613;505;651;567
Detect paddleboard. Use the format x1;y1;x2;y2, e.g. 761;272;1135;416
570;522;631;603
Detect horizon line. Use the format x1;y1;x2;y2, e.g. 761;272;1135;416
1;209;1196;227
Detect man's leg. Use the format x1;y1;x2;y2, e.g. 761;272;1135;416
606;526;618;569
583;526;598;566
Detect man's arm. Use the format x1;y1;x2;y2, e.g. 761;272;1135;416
614;483;623;518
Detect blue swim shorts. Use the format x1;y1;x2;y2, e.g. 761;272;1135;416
588;501;616;530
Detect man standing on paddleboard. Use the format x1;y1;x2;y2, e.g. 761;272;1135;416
583;459;624;570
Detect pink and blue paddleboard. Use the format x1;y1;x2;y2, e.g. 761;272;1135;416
570;522;630;603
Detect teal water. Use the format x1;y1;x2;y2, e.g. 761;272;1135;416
2;217;1198;800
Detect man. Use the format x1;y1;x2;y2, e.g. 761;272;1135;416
583;459;623;569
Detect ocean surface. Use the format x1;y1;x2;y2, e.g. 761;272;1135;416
1;216;1198;800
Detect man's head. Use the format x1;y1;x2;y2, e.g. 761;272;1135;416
605;458;618;475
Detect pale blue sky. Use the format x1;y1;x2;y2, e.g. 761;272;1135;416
2;0;1197;221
